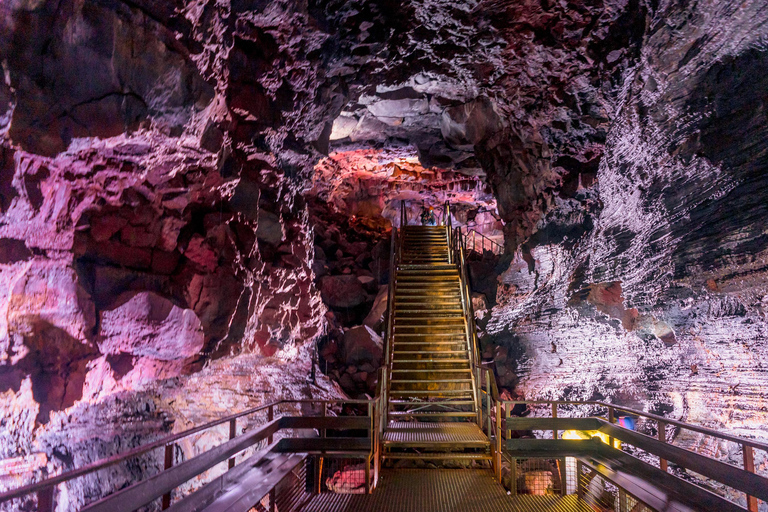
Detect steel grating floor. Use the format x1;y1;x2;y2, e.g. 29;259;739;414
383;422;489;445
297;469;592;512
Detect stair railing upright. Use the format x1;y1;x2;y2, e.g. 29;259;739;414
444;201;452;264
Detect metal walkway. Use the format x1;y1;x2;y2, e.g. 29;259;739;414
298;469;591;512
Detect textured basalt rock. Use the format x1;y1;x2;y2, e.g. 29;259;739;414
480;3;768;492
1;0;768;508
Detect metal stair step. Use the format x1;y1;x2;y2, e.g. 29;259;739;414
388;400;476;406
391;369;472;373
398;264;456;270
392;358;470;363
381;453;491;461
388;411;477;418
389;390;474;396
393;350;468;355
394;332;465;336
390;378;473;383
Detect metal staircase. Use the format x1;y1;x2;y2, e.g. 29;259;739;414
380;204;490;462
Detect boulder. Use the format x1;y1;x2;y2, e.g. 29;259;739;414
343;325;383;366
363;285;388;333
256;209;284;245
320;275;368;309
98;291;204;360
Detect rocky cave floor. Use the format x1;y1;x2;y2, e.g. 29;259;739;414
0;0;768;510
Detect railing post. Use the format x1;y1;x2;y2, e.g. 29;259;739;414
228;418;237;470
506;402;511;440
486;369;492;437
608;406;615;449
367;401;373;494
743;444;758;512
268;405;274;444
321;403;327;438
495;400;502;482
552;403;558;440
475;367;482;427
658;420;668;472
37;486;54;512
162;444;173;509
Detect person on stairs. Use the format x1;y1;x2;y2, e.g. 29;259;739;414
420;204;436;226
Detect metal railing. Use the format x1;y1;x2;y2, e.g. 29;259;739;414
448;224;485;434
0;398;379;511
473;392;768;511
466;228;504;255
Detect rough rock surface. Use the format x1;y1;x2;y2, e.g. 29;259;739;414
478;2;768;497
0;0;768;509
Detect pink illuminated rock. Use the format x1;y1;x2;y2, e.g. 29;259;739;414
98;292;204;360
6;259;95;343
183;235;218;273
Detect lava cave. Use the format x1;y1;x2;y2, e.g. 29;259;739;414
0;0;767;510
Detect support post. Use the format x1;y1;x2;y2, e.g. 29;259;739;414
269;489;276;512
315;456;323;494
162;444;173;509
37;486;54;512
552;403;558;440
576;460;584;501
743;444;758;512
608;406;615;449
619;488;627;512
228;418;237;470
658;420;668;472
365;457;371;495
510;457;517;496
558;458;567;496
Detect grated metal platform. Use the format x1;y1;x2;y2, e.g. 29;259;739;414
383;422;488;446
297;469;591;512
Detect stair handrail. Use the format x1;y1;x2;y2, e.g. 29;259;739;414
456;228;482;369
399;200;406;227
466;228;504;255
380;222;398;438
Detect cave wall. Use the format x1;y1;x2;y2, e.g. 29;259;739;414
485;0;768;471
0;0;354;508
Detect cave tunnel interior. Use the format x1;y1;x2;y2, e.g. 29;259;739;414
0;0;767;510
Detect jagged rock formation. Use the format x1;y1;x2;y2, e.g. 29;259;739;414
1;0;768;509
